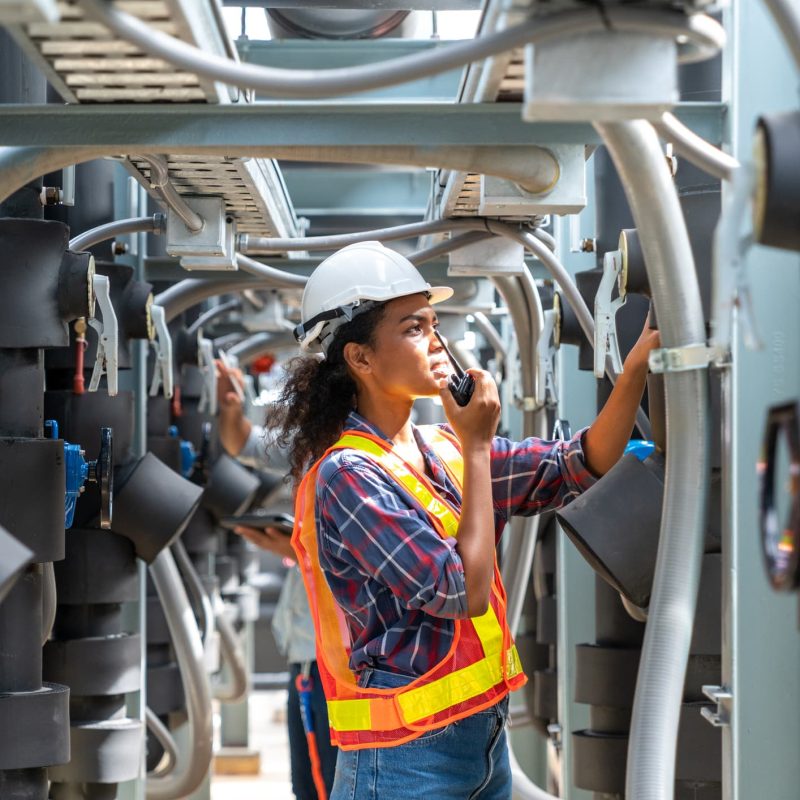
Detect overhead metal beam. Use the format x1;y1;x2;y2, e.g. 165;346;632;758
0;102;725;149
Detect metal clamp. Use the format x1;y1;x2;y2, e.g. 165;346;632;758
700;685;732;728
197;336;218;415
536;308;559;408
648;343;719;374
148;304;174;399
87;274;119;396
594;249;627;378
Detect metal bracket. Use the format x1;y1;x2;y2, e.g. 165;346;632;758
536;307;559;408
197;336;218;415
701;685;733;728
593;249;626;378
648;343;720;374
87;274;119;397
148;304;174;399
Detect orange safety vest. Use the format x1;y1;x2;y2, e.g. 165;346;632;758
291;425;527;750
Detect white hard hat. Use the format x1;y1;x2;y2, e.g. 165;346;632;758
294;241;453;353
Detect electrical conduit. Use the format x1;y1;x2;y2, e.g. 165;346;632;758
594;120;709;800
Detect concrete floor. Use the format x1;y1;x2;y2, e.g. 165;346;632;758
211;690;295;800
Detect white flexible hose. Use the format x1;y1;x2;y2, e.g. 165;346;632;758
655;112;740;182
595;120;709;800
78;3;724;98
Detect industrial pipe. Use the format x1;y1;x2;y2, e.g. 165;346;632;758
147;548;213;800
655;112;740;182
68;214;166;252
79;2;724;98
131;154;204;233
471;311;507;369
235;254;309;287
41;561;57;646
171;540;214;654
409;230;495;266
146;706;178;778
239;218;490;254
0;145;554;209
186;299;242;337
595;120;709;800
228;331;296;365
156;278;286;324
508;736;560;800
212;593;250;703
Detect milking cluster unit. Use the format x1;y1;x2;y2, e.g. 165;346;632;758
0;0;797;798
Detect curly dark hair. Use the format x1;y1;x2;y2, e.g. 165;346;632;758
264;303;388;486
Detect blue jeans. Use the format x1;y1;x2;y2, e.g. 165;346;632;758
330;668;511;800
288;661;339;800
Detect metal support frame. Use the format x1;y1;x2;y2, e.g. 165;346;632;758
0;102;725;148
720;2;800;799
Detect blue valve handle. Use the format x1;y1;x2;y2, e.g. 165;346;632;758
46;421;113;529
625;439;656;462
168;425;198;478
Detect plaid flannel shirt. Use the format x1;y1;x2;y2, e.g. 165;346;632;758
315;411;596;677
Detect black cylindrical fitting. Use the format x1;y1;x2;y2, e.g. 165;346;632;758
0;437;66;562
0;350;44;437
753;110;800;252
57;249;95;322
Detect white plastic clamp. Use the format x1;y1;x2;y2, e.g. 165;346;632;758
88;274;119;396
648;343;719;374
536;308;559;408
148;304;174;399
594;249;627;379
197;336;218;415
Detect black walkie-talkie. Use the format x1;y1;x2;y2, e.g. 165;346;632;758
434;330;475;407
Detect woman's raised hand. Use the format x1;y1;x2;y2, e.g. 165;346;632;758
438;369;501;449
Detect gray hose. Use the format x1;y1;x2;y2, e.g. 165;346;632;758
595;120;709;800
147;549;213;800
409;230;494;266
763;0;800;71
69;214;165;252
492;223;652;440
655;112;739;182
212;594;250;703
471;311;507;367
240;218;489;253
235;253;309;287
79;2;723;98
187;299;242;337
132;154;204;233
170;540;214;652
41;562;56;646
157;278;288;323
146;706;178;778
228;331;296;365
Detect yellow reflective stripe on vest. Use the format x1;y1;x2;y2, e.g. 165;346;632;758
335;434;459;538
327;698;372;732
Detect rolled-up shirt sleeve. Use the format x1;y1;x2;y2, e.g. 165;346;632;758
316;457;469;619
489;427;598;521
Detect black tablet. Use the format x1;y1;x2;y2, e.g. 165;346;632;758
220;511;295;535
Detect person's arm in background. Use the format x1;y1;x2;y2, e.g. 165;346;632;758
215;358;252;457
236;524;296;561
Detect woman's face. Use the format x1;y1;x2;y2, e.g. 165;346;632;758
348;293;451;400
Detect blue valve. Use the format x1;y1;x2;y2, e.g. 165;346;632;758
168;425;198;478
625;439;656;462
45;420;113;529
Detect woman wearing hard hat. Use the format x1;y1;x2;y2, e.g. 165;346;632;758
267;241;658;799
